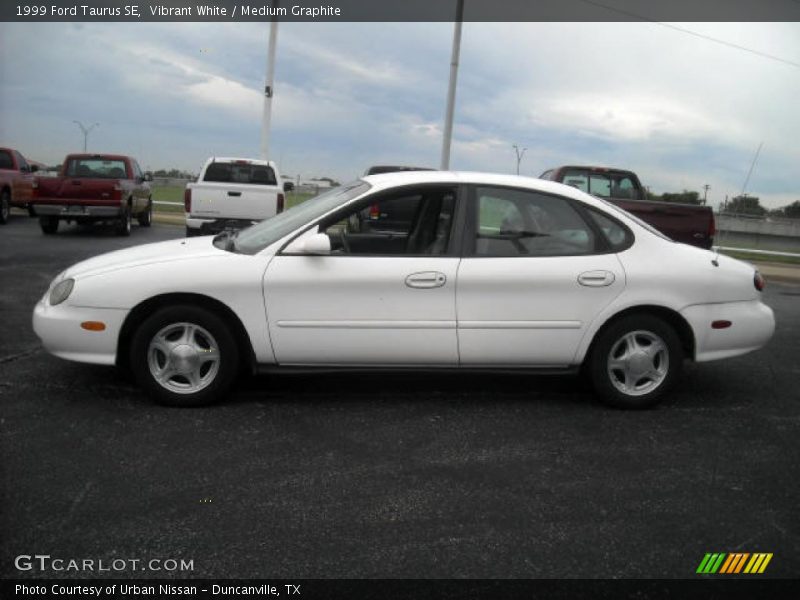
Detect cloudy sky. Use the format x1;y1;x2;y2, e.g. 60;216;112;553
1;21;798;209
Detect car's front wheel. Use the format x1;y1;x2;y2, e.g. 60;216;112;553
588;314;683;409
130;305;240;407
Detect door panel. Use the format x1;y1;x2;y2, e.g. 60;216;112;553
264;256;460;365
456;255;624;365
457;184;626;366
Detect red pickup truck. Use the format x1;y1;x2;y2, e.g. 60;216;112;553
0;147;38;224
30;153;153;236
540;166;715;249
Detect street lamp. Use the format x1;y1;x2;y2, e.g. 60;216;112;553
73;121;99;152
512;144;527;175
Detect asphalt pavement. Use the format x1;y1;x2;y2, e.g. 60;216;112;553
0;215;798;579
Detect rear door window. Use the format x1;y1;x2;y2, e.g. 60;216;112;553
472;186;597;257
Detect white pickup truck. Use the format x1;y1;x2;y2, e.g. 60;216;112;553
184;157;285;237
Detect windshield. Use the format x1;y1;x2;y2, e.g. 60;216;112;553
233;180;371;255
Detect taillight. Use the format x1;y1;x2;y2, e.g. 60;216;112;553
184;187;192;213
708;213;716;240
754;271;765;292
276;192;285;213
111;183;123;201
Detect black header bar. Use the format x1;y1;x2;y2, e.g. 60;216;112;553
3;0;800;22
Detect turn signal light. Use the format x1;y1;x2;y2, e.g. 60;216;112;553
184;187;192;213
81;321;106;332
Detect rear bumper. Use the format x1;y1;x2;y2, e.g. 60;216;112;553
681;300;775;362
31;204;122;218
186;216;260;234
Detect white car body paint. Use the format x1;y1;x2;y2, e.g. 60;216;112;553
32;171;775;374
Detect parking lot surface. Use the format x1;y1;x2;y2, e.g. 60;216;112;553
1;216;798;578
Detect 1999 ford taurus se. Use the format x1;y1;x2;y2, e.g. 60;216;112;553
33;171;775;409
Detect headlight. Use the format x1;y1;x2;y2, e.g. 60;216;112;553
49;278;74;306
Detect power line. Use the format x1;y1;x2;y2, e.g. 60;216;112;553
576;0;800;70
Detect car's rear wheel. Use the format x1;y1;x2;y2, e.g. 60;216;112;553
588;314;683;409
117;204;132;236
138;199;152;227
40;216;59;234
130;305;239;407
0;189;10;224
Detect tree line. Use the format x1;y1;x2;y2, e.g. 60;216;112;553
646;189;800;218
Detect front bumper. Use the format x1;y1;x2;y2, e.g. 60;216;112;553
32;296;128;365
31;204;122;218
682;299;775;362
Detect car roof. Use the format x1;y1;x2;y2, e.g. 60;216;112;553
360;170;611;211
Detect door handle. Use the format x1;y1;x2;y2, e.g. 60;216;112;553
405;271;447;289
577;270;615;287
227;191;242;197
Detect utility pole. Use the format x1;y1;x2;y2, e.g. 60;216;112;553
440;0;464;171
702;184;710;205
260;2;280;161
73;121;99;152
512;144;527;175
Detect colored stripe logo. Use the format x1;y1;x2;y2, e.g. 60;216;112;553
696;553;773;574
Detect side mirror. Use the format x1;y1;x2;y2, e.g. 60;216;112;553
283;181;294;192
30;165;39;173
285;232;331;255
144;172;153;182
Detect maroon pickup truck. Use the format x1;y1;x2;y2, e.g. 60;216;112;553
30;153;153;236
540;166;715;249
0;147;38;224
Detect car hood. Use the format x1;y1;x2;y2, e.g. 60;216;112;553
63;236;223;280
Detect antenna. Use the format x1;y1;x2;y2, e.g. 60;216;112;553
740;142;763;198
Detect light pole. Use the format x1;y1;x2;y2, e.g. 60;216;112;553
512;144;527;175
261;1;280;161
440;0;464;170
73;121;99;152
702;184;710;205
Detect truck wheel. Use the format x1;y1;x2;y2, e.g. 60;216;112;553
0;189;9;224
129;305;240;407
138;199;152;227
117;205;132;236
40;216;59;234
588;314;683;409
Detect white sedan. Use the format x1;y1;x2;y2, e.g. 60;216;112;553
32;171;775;408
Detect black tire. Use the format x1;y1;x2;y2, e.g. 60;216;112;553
138;198;152;227
0;189;9;225
40;216;59;234
587;314;683;409
185;227;200;237
129;305;240;407
117;203;132;236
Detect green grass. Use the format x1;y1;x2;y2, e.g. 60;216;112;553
719;249;800;266
151;185;316;215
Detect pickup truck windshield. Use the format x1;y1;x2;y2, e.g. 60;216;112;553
233;180;371;255
203;162;277;185
65;158;128;179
